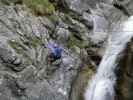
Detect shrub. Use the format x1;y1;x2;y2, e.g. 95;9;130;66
23;0;55;15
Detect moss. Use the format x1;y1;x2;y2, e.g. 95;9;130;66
60;13;81;28
29;37;42;48
70;65;94;100
8;39;32;64
68;34;85;48
23;0;55;15
60;14;73;25
22;34;42;48
9;33;42;51
8;30;46;69
78;67;94;100
67;10;81;20
9;40;26;54
24;57;32;65
47;14;59;24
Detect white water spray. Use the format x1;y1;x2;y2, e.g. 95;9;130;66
85;16;133;100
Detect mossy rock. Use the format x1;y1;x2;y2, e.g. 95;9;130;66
8;33;43;66
23;0;55;15
8;39;27;54
70;65;94;100
46;13;60;26
68;34;88;49
0;0;22;5
20;33;42;48
8;39;32;64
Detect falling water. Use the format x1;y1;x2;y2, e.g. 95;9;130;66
85;16;133;100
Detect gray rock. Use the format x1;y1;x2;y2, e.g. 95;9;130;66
60;0;113;13
0;5;82;100
39;17;55;31
82;12;93;28
0;0;132;100
89;14;109;44
56;27;70;44
0;0;22;5
113;0;133;15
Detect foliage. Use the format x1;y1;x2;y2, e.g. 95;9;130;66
23;0;55;15
21;34;42;48
47;14;59;24
68;34;88;49
68;34;81;48
8;33;43;66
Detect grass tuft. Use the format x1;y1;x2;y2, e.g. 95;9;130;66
23;0;55;15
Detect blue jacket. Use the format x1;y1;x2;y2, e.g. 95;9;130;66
48;43;62;58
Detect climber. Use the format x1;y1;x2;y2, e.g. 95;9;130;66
47;41;62;64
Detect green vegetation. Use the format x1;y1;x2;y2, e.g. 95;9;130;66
70;65;94;100
21;34;42;48
68;34;82;48
60;14;73;25
8;33;43;66
68;34;88;49
9;39;27;54
8;39;32;65
47;14;59;24
23;0;55;15
0;0;56;16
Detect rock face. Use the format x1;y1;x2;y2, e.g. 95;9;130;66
0;4;83;100
0;0;133;100
115;42;133;100
59;0;113;13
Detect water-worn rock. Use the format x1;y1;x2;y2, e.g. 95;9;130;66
60;0;113;13
0;5;82;100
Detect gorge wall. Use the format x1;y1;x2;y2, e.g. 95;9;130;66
0;0;132;100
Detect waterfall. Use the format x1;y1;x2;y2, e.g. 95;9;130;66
85;16;133;100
